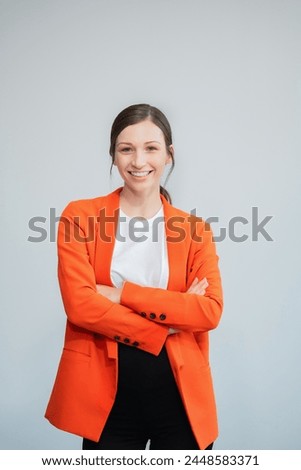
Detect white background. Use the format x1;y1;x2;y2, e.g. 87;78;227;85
1;0;300;449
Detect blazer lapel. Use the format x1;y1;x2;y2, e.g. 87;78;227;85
94;187;121;285
161;195;188;368
161;195;187;293
93;187;121;359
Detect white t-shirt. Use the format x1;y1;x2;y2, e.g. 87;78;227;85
110;205;169;290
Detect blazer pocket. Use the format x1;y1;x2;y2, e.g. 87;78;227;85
62;347;91;363
189;335;209;368
173;333;209;369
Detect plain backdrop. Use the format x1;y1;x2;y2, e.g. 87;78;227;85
1;0;300;450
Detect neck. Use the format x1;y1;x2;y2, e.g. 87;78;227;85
119;185;162;218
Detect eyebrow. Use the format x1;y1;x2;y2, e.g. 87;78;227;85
116;140;161;146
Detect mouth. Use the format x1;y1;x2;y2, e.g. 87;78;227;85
128;170;153;178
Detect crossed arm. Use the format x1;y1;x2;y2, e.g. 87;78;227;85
96;277;208;304
96;277;209;335
57;202;223;355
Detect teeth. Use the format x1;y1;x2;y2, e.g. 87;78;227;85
130;171;151;177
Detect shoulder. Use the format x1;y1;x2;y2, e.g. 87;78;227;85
165;200;208;232
164;201;215;249
62;196;104;216
60;189;118;218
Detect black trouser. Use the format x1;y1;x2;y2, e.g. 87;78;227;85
83;344;214;450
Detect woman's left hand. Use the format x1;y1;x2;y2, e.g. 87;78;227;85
96;283;124;303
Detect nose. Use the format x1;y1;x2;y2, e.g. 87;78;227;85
131;149;147;168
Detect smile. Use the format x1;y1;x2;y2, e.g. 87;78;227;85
128;171;153;177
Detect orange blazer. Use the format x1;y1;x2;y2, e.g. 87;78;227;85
45;186;223;449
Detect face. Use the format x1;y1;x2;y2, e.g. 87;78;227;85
113;119;173;193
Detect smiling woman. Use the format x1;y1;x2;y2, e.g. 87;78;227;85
111;119;173;217
45;103;223;450
109;104;175;211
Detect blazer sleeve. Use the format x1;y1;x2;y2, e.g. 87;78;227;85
120;220;223;332
57;202;169;356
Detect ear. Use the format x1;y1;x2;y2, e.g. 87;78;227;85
165;144;174;164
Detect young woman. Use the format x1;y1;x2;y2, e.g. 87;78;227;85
45;103;223;450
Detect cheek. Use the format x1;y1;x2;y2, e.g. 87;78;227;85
114;156;125;169
156;157;170;171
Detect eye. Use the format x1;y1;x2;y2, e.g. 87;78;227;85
120;147;132;153
146;146;157;151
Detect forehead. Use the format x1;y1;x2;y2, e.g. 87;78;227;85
116;120;164;143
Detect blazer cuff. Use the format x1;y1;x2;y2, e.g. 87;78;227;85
120;281;169;355
120;280;168;323
121;280;149;312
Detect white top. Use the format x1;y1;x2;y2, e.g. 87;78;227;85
110;205;169;290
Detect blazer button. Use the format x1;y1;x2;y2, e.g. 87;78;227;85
159;314;166;321
132;341;140;347
149;313;156;319
123;338;130;344
140;311;147;317
114;335;120;341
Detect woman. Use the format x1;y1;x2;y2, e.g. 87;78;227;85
45;103;223;450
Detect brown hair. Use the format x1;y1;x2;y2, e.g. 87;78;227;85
109;103;175;203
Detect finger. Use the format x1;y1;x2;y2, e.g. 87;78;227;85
189;283;205;292
188;285;206;295
195;283;208;294
187;277;208;294
194;285;206;294
198;278;208;288
186;277;199;292
187;289;206;295
196;280;207;289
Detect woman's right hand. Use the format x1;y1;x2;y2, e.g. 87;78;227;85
186;277;208;295
168;277;208;335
